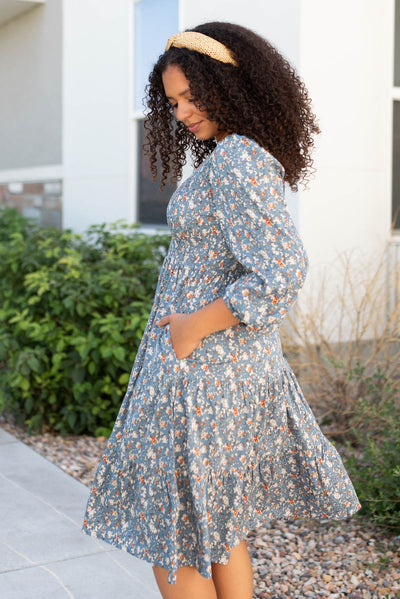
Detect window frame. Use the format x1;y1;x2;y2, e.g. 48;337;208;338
128;0;184;232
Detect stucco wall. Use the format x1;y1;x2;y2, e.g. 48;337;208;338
298;0;392;268
62;0;131;231
0;0;62;169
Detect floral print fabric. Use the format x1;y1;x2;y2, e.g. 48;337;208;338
82;134;361;584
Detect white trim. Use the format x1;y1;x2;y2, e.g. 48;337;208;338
393;87;400;101
0;164;62;184
130;0;136;118
130;0;142;224
178;0;184;31
131;109;146;120
130;119;139;223
175;0;192;186
129;0;181;227
135;225;170;235
128;0;135;224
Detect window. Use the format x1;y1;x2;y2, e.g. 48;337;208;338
137;119;175;224
392;0;400;230
131;0;179;226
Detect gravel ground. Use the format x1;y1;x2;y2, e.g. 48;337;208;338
1;417;399;599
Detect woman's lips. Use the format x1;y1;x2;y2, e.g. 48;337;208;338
188;121;202;133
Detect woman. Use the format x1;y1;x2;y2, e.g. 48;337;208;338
82;22;361;599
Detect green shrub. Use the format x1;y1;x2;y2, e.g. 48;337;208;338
343;364;400;533
0;207;171;437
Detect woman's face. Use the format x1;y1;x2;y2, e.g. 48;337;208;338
162;64;228;142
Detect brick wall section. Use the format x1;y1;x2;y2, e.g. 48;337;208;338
0;180;62;228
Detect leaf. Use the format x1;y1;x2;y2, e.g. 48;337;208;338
100;345;113;359
27;356;41;373
25;396;34;413
76;302;86;317
113;347;126;362
66;411;77;429
118;373;130;386
52;353;65;370
88;361;97;375
71;367;85;384
94;426;112;438
15;376;30;392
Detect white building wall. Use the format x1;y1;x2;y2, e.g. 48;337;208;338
0;0;62;169
62;0;132;232
298;0;393;272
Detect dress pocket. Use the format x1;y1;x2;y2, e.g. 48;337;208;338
162;324;179;360
185;324;262;365
164;323;204;362
163;323;197;363
160;322;268;366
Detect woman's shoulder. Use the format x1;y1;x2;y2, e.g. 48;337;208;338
211;133;285;177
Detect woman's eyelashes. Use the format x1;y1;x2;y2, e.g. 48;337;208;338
170;98;195;110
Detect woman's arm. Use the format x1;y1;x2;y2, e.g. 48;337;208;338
209;138;308;330
155;297;240;360
157;135;308;360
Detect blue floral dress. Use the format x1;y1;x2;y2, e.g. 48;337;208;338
82;133;361;584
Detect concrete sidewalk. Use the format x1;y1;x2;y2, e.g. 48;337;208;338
0;427;160;599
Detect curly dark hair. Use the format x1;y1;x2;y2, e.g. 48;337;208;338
144;22;320;192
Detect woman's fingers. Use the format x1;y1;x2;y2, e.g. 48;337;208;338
171;315;202;359
156;313;201;359
155;315;170;326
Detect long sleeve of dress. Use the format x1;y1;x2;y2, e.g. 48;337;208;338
209;136;308;331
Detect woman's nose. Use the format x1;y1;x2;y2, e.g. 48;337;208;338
176;101;192;123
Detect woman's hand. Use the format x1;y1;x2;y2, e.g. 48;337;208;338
156;312;203;359
156;299;240;360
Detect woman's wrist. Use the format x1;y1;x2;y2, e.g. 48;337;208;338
189;297;241;340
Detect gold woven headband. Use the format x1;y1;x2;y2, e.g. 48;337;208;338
165;31;238;66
